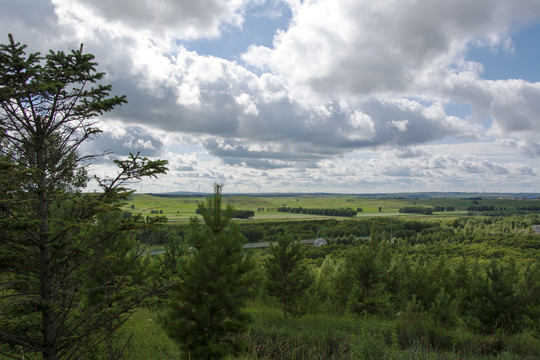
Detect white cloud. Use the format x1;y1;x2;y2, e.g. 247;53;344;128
2;0;540;192
52;0;247;40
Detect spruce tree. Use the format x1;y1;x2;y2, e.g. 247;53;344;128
164;184;254;360
0;35;168;359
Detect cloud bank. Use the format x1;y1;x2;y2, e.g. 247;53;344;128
1;0;539;192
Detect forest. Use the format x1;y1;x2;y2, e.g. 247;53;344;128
119;208;540;359
2;35;540;360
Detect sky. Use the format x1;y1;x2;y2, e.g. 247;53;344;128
1;0;540;194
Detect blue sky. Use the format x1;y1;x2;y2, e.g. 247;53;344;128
468;23;540;81
184;1;292;61
1;0;540;194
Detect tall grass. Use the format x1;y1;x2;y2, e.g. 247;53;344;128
234;302;540;360
90;308;182;360
236;303;356;359
41;303;540;360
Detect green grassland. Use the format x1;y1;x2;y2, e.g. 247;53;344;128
124;194;540;222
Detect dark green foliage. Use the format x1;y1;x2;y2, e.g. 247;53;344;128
519;261;540;328
467;260;525;334
399;206;433;215
237;305;355;360
351;319;398;359
233;209;255;219
346;244;392;316
396;296;454;352
0;35;168;360
468;205;495;212
277;206;357;217
159;235;186;284
264;234;313;317
429;288;458;329
240;224;265;242
136;224;187;245
163;184;255;360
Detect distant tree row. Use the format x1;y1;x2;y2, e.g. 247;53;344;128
233;209;255;219
467;205;495;212
399;206;456;214
432;206;455;211
195;208;254;219
398;206;433;215
277;206;357;217
517;205;540;211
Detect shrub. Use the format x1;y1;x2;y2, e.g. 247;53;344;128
396;296;454;352
351;318;398;359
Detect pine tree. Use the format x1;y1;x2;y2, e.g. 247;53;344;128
345;244;388;316
164;184;254;360
468;260;524;334
264;233;313;317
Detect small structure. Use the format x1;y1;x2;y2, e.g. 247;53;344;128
533;225;540;235
314;238;328;247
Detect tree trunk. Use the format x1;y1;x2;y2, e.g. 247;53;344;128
37;140;58;360
41;245;57;360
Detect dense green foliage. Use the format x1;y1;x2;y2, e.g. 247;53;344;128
264;234;313;317
195;208;255;219
399;206;433;214
233;209;256;219
277;206;357;217
0;36;168;360
131;211;540;359
163;185;255;360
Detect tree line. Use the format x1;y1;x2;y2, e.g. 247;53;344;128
195;207;255;219
277;206;357;217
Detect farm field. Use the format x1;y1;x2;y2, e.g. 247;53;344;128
124;193;540;222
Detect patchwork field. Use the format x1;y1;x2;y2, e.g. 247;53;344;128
124;193;540;222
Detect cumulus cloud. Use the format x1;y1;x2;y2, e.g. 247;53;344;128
81;122;165;162
52;0;247;40
396;148;428;159
2;0;540;192
243;0;539;97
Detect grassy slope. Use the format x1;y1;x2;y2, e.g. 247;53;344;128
112;304;540;360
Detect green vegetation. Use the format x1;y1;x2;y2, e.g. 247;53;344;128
162;185;255;360
108;209;540;359
399;206;434;214
0;36;168;360
3;34;540;360
277;206;358;217
124;193;540;222
264;234;313;317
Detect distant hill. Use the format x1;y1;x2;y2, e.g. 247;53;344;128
146;191;539;200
